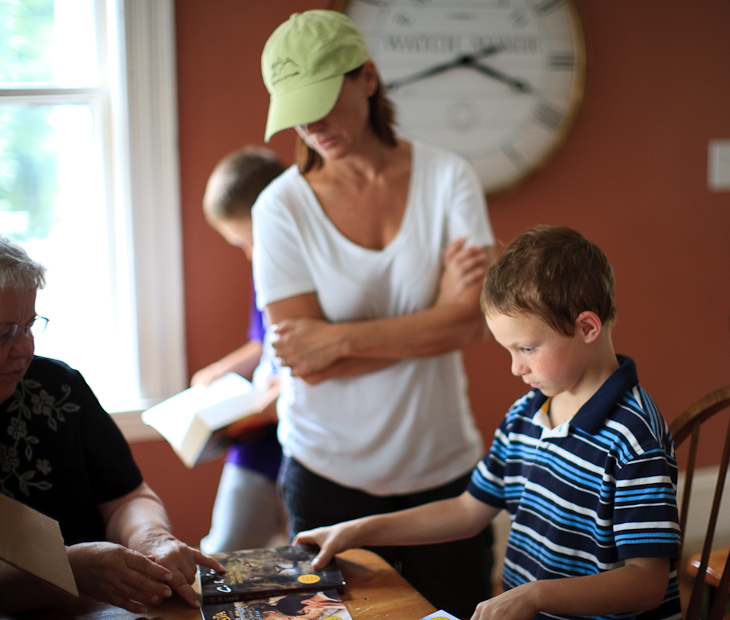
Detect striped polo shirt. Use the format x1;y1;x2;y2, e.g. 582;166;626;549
468;355;682;620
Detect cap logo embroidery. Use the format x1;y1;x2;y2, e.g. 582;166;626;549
270;57;300;85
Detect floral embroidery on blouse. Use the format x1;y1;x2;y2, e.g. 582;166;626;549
0;376;79;499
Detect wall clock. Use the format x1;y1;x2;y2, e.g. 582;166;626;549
332;0;586;195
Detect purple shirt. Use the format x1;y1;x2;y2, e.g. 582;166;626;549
226;285;282;480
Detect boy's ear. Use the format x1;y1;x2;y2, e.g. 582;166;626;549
575;311;602;343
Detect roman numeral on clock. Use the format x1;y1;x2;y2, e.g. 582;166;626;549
534;0;564;15
548;52;575;69
534;102;563;131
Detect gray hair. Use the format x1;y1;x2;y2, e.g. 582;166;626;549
0;236;46;291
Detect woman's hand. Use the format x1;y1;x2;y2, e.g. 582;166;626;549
99;482;225;610
436;238;490;306
127;527;225;608
66;542;174;613
269;237;491;376
270;318;343;377
263;237;492;379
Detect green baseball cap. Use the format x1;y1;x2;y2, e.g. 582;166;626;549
261;10;372;142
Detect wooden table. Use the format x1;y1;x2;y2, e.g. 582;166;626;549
22;549;437;620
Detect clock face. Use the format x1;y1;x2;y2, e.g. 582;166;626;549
334;0;586;195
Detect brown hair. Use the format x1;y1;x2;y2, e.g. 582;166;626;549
481;226;616;336
296;65;397;173
203;146;285;222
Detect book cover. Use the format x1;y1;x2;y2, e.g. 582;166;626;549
200;588;352;620
141;372;278;468
0;494;78;599
199;545;346;605
419;611;461;620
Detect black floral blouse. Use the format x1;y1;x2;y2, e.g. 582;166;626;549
0;356;142;544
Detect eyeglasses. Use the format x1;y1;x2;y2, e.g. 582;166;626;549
0;316;49;346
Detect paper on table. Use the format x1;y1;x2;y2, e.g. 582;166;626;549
0;493;78;598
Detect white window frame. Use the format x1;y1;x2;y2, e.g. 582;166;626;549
110;0;187;440
0;0;186;441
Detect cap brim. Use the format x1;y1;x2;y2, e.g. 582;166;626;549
264;74;344;142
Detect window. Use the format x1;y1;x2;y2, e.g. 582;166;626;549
0;0;186;423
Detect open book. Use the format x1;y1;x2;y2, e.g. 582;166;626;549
142;372;278;468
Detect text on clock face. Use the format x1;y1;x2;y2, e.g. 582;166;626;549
340;0;586;193
381;34;540;55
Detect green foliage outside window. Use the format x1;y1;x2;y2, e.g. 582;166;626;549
0;0;64;242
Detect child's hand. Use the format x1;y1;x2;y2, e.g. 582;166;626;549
190;363;226;387
471;582;539;620
293;522;360;570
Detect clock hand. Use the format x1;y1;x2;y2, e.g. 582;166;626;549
464;60;534;93
384;44;503;91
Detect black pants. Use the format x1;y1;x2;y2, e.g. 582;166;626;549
279;456;494;618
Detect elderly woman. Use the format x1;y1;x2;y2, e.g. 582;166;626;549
0;236;224;614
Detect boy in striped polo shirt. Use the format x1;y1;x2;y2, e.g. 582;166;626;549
295;225;681;620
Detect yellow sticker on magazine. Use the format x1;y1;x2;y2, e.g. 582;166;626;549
297;574;321;584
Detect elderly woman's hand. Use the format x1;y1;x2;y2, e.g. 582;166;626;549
128;528;225;608
66;542;174;613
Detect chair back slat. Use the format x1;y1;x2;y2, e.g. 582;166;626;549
677;426;700;559
669;385;730;620
707;550;730;620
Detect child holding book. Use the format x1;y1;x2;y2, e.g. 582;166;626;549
192;146;286;552
295;226;681;620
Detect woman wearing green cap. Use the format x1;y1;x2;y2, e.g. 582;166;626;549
253;10;496;616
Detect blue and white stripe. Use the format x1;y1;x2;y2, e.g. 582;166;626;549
468;356;682;620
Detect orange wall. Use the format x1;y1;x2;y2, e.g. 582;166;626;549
131;0;730;547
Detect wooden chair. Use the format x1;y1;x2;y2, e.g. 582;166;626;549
670;384;730;620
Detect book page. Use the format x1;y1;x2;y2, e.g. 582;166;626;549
142;373;263;438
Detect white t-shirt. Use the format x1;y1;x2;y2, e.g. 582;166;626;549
252;142;495;495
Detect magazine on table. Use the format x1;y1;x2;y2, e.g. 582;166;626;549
198;545;346;605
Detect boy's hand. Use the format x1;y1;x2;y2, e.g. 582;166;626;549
293;522;360;570
470;557;670;620
471;582;539;620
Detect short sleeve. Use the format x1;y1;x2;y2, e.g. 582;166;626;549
75;372;143;504
446;154;495;249
612;448;681;560
252;168;317;309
